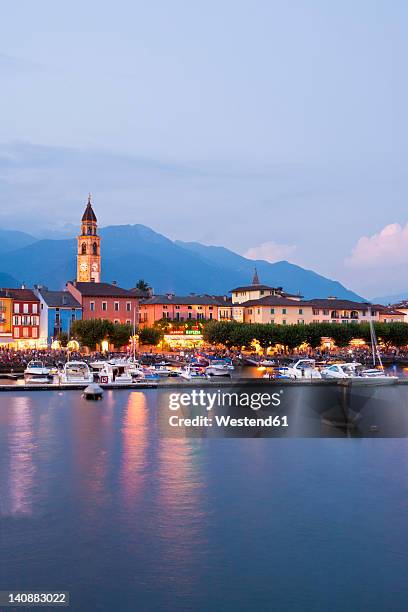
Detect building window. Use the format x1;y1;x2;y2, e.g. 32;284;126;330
209;313;213;319
126;319;131;325
14;327;19;338
323;309;329;315
188;313;192;319
32;303;38;314
270;308;275;314
102;302;107;311
175;305;180;310
93;242;98;255
14;303;19;313
32;327;38;338
90;302;95;311
188;306;192;310
209;306;213;310
22;315;29;325
312;308;320;315
271;319;275;324
72;313;76;321
23;327;29;338
298;319;304;324
114;302;119;311
114;319;119;324
81;243;86;254
298;308;303;315
126;302;131;311
282;319;287;325
282;308;287;314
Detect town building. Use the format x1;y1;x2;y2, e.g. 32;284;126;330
230;269;301;305
34;287;82;345
8;288;41;348
67;281;139;325
377;305;405;323
139;294;228;327
0;290;13;346
77;194;101;283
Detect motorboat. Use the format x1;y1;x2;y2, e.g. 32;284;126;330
24;360;52;384
321;362;362;379
321;362;398;385
97;362;133;384
277;359;322;380
150;364;179;377
180;365;207;380
205;360;232;377
59;361;94;384
259;359;275;367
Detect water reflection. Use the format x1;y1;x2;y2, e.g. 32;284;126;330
0;396;36;516
119;392;149;510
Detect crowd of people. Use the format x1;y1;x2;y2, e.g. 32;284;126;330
1;344;407;374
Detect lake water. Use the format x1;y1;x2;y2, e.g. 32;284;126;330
1;389;408;611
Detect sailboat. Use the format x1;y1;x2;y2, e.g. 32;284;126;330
339;319;398;386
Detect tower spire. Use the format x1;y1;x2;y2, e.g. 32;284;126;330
252;267;260;285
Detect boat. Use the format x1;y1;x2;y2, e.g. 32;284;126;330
59;361;94;384
150;364;180;377
24;360;52;384
179;365;207;380
277;359;322;380
205;360;232;377
83;383;104;400
96;362;134;384
259;359;275;367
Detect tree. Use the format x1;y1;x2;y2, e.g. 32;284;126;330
278;325;307;351
139;326;162;346
71;319;114;350
57;331;69;347
136;279;150;291
110;323;133;349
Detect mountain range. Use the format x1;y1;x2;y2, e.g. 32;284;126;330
0;224;364;300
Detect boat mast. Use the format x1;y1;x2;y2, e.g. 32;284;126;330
369;316;383;371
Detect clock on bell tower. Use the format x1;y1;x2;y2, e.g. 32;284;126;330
77;194;101;283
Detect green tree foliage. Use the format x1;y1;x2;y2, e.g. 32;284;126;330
71;319;114;350
136;279;150;291
139;326;162;346
110;323;133;349
57;331;69;347
202;320;408;351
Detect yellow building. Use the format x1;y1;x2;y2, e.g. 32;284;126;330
0;292;13;345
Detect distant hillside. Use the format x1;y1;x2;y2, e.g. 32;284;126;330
176;240;364;300
0;224;363;299
0;229;37;254
371;292;408;305
0;272;20;288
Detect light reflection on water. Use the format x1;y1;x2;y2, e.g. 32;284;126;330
1;390;408;611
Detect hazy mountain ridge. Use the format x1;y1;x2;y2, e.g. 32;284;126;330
0;225;363;299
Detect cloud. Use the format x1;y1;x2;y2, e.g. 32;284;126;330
243;240;297;262
345;223;408;269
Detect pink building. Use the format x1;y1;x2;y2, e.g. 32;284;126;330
67;281;139;325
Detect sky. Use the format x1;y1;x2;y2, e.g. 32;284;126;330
0;0;407;298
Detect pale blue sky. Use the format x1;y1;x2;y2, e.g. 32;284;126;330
1;0;407;296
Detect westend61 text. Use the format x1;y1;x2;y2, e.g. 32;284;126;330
168;390;282;412
168;415;288;428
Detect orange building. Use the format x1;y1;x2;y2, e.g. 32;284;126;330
0;290;13;345
139;294;228;327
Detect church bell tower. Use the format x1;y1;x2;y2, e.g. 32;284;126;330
77;194;101;283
